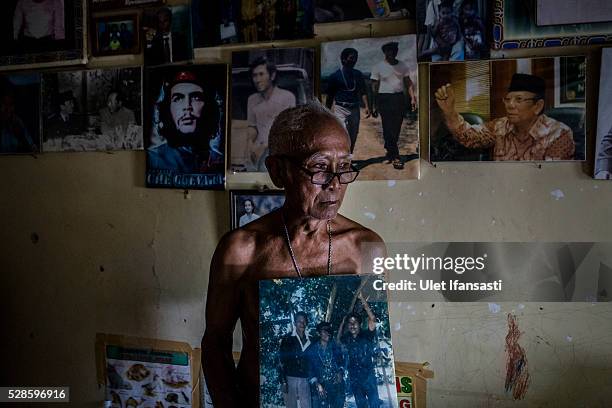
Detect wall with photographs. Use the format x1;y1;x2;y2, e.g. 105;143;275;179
1;5;612;408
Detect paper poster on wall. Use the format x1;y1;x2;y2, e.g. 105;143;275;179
145;64;227;190
259;274;398;407
315;0;415;23
95;333;201;408
230;47;314;173
0;0;85;70
321;35;419;180
493;0;612;49
417;0;490;61
0;73;41;155
41;67;143;152
595;48;612;180
429;56;586;162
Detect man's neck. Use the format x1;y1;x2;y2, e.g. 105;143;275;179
283;208;329;238
261;85;275;100
60;112;69;122
385;57;398;65
514;116;540;141
320;340;328;348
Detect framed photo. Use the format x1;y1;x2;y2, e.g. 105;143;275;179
493;0;612;50
535;0;612;26
428;56;587;162
41;67;143;152
259;274;398;407
145;64;228;190
315;0;415;23
230;47;314;173
0;73;41;155
595;48;612;180
417;0;490;61
92;14;139;56
320;35;419;180
229;190;285;230
0;0;85;69
191;0;314;48
90;0;163;12
143;5;192;66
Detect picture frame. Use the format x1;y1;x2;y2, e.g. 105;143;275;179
559;56;586;104
229;189;285;230
0;0;85;70
91;13;140;57
90;0;163;12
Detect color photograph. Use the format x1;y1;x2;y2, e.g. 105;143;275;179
260;274;398;408
0;0;84;68
315;0;415;23
41;67;143;152
143;5;192;66
230;190;285;229
321;35;419;180
191;0;314;48
0;73;41;154
230;47;314;173
417;0;489;61
493;0;612;49
595;48;612;180
145;64;227;190
92;14;139;56
429;56;586;162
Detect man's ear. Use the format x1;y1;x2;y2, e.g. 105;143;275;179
536;99;545;115
265;155;285;188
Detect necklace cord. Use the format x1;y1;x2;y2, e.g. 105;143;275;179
281;211;332;278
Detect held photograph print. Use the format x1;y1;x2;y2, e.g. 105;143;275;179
260;274;398;408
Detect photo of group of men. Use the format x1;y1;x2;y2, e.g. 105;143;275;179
260;275;397;408
41;67;142;152
230;48;314;172
93;17;137;56
321;35;419;179
417;0;489;61
429;56;586;162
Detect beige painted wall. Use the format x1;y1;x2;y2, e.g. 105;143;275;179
1;14;612;408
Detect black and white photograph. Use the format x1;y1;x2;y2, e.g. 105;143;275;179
92;14;139;56
260;274;398;408
321;35;419;180
191;0;314;48
429;56;586;162
315;0;415;23
0;73;41;154
145;64;227;190
143;5;192;66
230;190;285;230
595;48;612;180
230;47;314;172
417;0;489;61
0;0;84;68
41;67;143;152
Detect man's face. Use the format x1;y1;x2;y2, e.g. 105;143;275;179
439;6;453;20
347;317;360;337
170;82;204;134
157;12;172;33
252;64;274;93
319;329;330;342
294;315;307;332
342;52;358;69
283;119;352;221
107;93;121;113
462;3;476;18
503;91;542;125
61;99;74;115
383;46;398;60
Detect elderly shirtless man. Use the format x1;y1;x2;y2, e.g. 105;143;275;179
202;102;385;407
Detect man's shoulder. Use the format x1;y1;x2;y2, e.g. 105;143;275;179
275;87;296;103
334;214;386;261
335;214;384;244
541;114;572;132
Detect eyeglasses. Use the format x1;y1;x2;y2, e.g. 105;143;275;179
502;96;538;105
277;155;360;185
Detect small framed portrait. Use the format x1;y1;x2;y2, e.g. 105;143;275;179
229;190;285;230
0;0;85;69
90;0;163;12
315;0;415;23
92;14;139;56
559;56;586;104
143;5;192;66
259;274;398;407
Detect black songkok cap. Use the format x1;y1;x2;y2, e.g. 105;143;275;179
381;41;399;51
508;73;546;98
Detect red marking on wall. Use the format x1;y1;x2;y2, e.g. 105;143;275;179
505;313;530;400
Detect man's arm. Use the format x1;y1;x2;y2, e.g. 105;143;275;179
403;73;417;112
202;232;251;407
357;73;370;117
371;80;380;116
357;291;376;332
434;83;496;148
544;128;575;160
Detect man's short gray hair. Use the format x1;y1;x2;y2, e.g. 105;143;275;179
268;100;347;157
